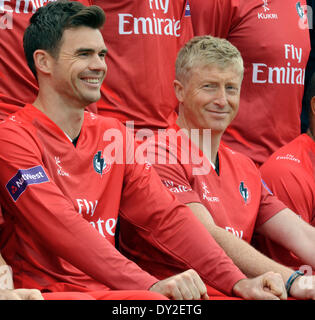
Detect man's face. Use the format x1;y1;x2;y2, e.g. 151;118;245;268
50;26;107;107
176;64;242;134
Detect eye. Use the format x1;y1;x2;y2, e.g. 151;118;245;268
77;51;90;57
203;83;216;89
99;52;106;59
226;85;239;94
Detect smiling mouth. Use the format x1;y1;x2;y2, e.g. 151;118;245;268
82;77;102;84
80;77;104;88
205;109;228;115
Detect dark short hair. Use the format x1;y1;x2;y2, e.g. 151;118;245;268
23;0;106;78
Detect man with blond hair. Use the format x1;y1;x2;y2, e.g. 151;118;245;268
124;35;315;300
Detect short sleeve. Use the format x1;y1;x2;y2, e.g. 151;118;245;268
260;157;315;224
255;180;287;228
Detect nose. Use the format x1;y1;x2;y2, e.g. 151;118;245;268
213;87;228;108
89;54;107;74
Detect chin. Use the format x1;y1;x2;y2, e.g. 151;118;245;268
84;94;101;104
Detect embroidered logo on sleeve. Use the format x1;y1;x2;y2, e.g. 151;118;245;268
6;165;49;202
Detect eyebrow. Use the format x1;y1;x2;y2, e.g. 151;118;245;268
75;48;108;55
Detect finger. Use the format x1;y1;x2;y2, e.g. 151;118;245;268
190;271;209;300
256;290;280;300
183;271;203;300
164;280;184;300
169;285;184;300
0;290;22;300
28;290;44;300
201;292;210;300
265;283;287;300
174;277;193;300
13;289;44;300
263;273;287;300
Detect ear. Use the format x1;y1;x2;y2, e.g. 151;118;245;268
33;49;53;75
173;79;185;103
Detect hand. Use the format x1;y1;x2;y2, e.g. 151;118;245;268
0;289;44;300
232;271;287;300
149;269;209;300
290;275;315;300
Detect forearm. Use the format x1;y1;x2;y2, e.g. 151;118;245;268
209;223;293;282
257;208;315;270
187;203;294;283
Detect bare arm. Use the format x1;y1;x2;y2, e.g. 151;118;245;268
256;208;315;269
188;203;315;299
187;203;293;282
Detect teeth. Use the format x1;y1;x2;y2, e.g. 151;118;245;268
84;78;100;84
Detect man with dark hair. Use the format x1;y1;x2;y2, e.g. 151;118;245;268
257;71;315;270
0;0;193;132
23;1;105;80
0;0;97;118
0;1;286;300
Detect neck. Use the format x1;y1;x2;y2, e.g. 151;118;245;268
33;90;85;140
176;112;221;164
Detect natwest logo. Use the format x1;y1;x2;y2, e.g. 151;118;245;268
6;165;49;201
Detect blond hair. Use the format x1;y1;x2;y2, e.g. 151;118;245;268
175;35;244;83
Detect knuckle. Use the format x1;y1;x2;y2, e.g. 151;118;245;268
182;272;191;281
166;280;177;291
265;271;274;278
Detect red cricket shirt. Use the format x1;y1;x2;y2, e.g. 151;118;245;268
0;105;245;294
258;134;315;268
